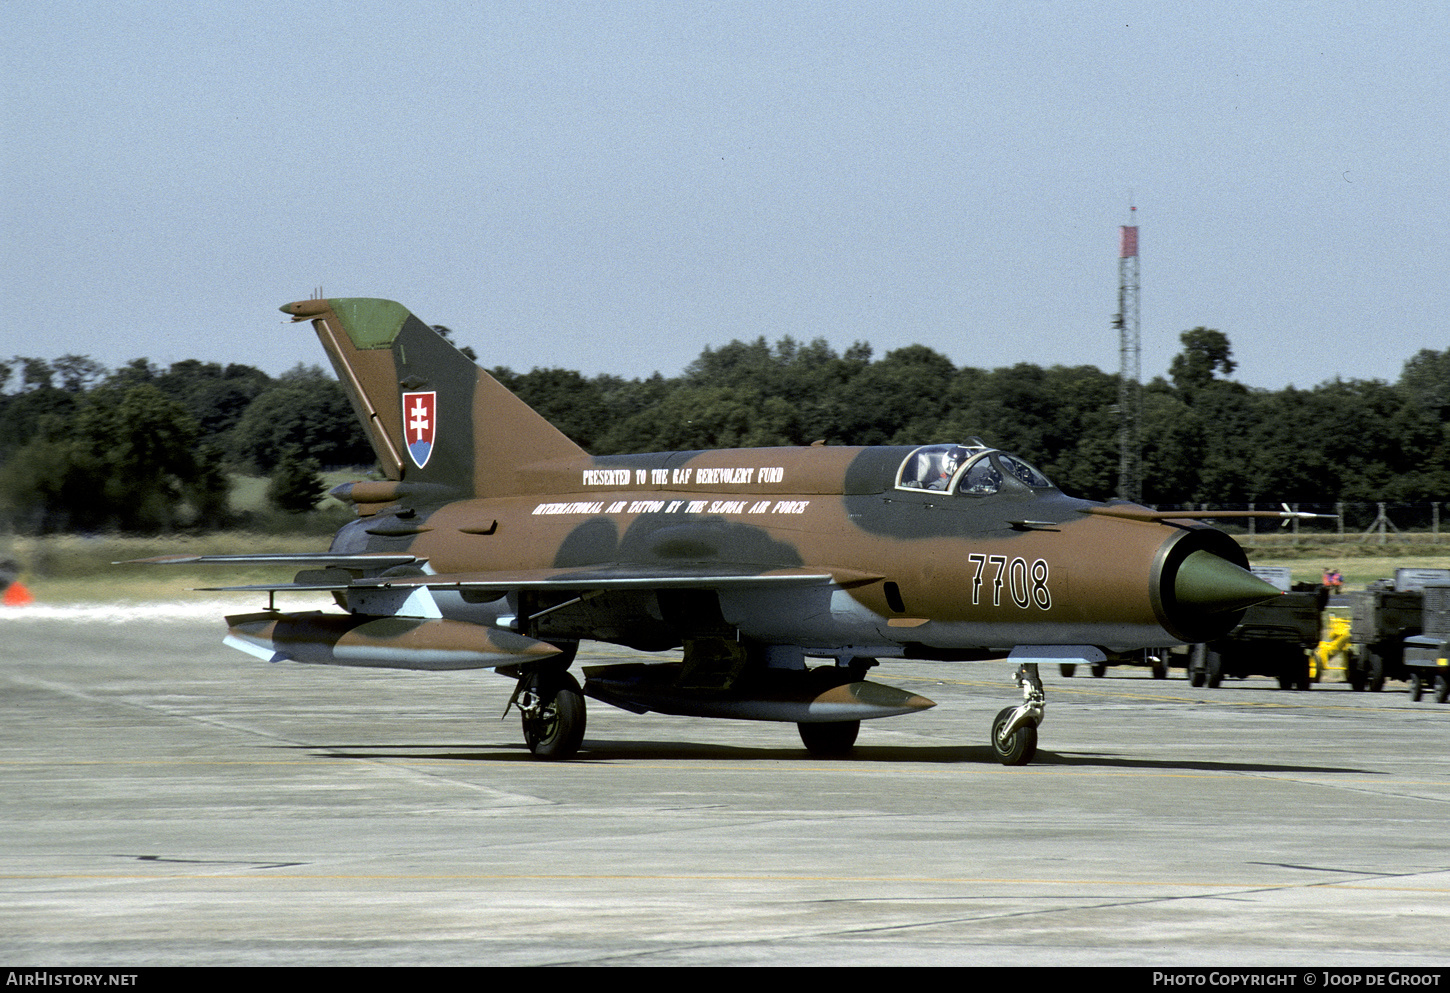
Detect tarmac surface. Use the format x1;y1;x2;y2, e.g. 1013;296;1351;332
3;602;1449;967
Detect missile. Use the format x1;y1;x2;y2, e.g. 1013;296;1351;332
224;611;562;670
582;661;936;722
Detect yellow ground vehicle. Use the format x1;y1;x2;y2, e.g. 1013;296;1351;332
1315;612;1352;682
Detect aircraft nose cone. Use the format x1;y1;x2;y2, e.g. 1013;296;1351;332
1174;550;1281;613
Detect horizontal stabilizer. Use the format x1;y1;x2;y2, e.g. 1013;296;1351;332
122;552;425;569
349;565;865;593
197;582;358;593
188;565;875;595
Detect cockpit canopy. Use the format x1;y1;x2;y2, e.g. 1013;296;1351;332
895;442;1054;497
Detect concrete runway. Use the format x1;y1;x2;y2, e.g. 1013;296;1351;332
3;604;1449;967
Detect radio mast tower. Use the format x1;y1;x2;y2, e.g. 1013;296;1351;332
1115;207;1142;502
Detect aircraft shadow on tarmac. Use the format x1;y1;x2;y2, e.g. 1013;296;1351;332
272;741;1373;775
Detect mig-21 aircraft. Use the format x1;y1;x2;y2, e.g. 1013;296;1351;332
135;297;1288;765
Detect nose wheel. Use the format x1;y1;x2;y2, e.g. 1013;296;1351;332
991;663;1044;765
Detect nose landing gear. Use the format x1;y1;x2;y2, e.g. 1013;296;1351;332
991;662;1044;766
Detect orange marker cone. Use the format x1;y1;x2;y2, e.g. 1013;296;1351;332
3;581;34;606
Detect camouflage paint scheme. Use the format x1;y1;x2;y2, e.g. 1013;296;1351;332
139;298;1282;764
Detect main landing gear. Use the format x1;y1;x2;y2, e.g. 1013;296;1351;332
512;668;587;760
991;663;1044;766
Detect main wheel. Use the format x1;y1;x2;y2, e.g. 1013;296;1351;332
1408;672;1423;702
1348;652;1366;692
1296;657;1314;691
520;670;586;760
798;720;860;757
1059;664;1077;677
1280;648;1312;691
1364;651;1386;692
1090;663;1107;678
991;706;1038;766
1189;644;1207;687
1435;675;1449;705
1206;649;1224;689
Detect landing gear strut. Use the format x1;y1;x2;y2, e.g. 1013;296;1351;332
991;663;1043;766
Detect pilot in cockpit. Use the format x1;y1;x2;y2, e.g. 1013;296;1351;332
928;448;959;489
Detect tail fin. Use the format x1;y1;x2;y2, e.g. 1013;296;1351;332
280;298;586;497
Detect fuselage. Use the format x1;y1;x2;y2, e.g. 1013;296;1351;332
329;442;1257;661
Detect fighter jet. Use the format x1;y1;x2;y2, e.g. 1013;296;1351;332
136;297;1286;765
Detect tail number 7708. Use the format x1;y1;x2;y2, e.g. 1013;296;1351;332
967;554;1052;610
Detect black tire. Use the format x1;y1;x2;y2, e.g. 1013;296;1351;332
1059;664;1076;677
1090;663;1107;678
1284;648;1312;691
1365;651;1385;693
1152;664;1167;680
991;706;1038;766
1206;649;1224;689
1408;672;1423;702
1435;675;1449;705
1189;644;1207;687
521;670;586;760
1348;653;1366;692
798;720;860;757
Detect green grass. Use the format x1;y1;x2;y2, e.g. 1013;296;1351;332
4;532;339;602
1237;534;1450;587
1246;553;1450;589
0;471;374;602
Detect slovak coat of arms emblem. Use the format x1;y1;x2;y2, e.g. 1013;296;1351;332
402;391;437;469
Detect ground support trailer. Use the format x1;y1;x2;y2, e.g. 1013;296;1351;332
1187;586;1325;691
1346;583;1430;692
1403;584;1450;704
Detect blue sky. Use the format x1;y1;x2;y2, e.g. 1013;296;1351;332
5;2;1445;391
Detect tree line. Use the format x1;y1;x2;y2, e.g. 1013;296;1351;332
0;357;369;531
1;331;1446;533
